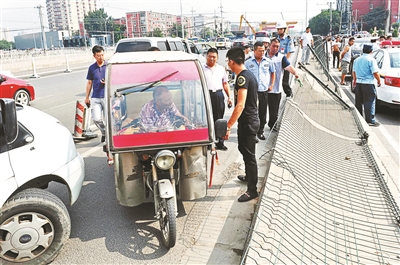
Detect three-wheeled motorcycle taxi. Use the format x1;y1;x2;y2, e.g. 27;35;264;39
104;51;226;248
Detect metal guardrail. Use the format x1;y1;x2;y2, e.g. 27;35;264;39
241;43;400;264
0;48;115;78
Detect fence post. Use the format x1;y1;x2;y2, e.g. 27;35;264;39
64;54;72;73
30;56;40;78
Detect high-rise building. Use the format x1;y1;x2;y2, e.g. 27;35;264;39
46;0;97;36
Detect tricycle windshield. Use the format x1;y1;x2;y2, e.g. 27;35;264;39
109;60;210;148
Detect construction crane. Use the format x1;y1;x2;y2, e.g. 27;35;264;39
259;20;298;34
239;15;256;35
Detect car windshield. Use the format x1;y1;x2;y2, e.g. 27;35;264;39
389;51;400;68
108;61;210;148
216;38;225;42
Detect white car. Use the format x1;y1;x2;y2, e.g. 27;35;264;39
215;37;232;50
372;47;400;109
0;99;85;264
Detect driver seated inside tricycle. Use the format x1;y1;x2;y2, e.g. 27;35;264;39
139;86;189;131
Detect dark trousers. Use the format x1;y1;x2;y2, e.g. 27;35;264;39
267;93;282;129
355;83;377;123
258;91;268;133
282;69;292;96
238;121;259;194
333;51;340;68
209;90;225;145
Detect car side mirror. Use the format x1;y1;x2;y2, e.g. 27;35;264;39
214;119;227;138
0;76;6;83
0;99;18;144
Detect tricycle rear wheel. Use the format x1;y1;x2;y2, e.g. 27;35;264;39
159;198;176;248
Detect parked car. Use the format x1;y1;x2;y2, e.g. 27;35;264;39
232;38;253;50
115;37;184;52
371;47;400;109
215;37;232;50
0;74;35;105
114;37;206;63
195;43;214;56
0;99;85;264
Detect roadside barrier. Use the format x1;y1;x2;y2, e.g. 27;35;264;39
73;100;97;140
30;57;40;78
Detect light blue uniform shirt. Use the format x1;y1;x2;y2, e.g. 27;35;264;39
353;54;379;84
278;34;295;55
245;56;275;92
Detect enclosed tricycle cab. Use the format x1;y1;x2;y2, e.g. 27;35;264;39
104;51;225;248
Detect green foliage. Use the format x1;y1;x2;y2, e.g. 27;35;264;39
84;8;126;44
392;22;400;30
361;7;388;32
308;9;341;36
0;40;15;49
171;23;186;38
378;29;385;36
151;28;163;37
393;28;399;37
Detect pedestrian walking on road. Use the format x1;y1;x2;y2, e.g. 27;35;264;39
332;36;341;68
223;47;260;202
276;20;295;97
266;38;299;132
245;41;275;141
352;44;381;127
85;45;107;143
300;26;314;65
340;37;355;85
203;48;232;150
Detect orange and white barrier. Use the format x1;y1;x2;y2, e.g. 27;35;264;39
73;100;97;140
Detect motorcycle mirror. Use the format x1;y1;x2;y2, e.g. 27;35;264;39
214;119;227;138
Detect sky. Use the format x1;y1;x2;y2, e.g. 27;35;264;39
0;0;331;39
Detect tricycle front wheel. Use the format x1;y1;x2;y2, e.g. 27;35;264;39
159;198;176;248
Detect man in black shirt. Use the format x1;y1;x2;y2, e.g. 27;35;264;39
224;47;260;202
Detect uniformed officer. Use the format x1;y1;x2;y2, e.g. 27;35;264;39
245;41;275;141
276;20;295;97
224;47;260;202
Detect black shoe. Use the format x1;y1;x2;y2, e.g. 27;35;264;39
101;135;105;143
238;191;259;202
257;133;265;140
237;175;247;181
216;144;228;151
286;93;293;98
368;122;380;127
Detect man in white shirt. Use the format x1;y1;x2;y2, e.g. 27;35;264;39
300;26;314;65
203;48;232;150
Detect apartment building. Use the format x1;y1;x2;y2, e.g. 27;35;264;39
46;0;97;36
126;11;192;37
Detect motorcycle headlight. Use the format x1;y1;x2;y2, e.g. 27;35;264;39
154;150;176;170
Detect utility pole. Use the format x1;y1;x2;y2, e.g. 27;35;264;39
180;0;184;39
219;0;223;36
385;0;391;34
329;1;333;36
36;5;48;50
191;7;196;37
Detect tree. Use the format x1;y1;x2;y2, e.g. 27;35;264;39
170;23;186;38
151;28;163;37
361;7;388;33
0;40;15;50
308;9;341;36
84;8;126;44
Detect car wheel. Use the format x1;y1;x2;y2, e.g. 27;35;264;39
0;188;71;265
14;89;31;105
